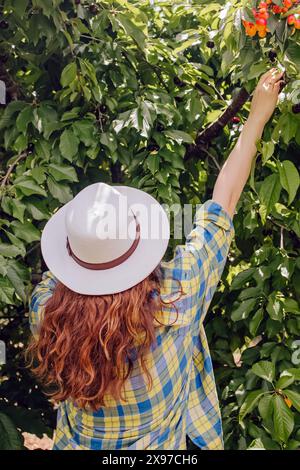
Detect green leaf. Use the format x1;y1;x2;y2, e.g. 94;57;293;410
4;230;25;252
0;255;8;276
31;167;46;184
286;368;300;381
283;298;300;314
238;286;262;301
160;148;185;170
12;0;29;18
0;278;15;305
26;199;49;221
231;298;257;322
0;412;23;450
277;160;300;205
116;13;146;50
35;140;51;160
1;197;25;223
285;43;300;69
11;199;26;223
261;141;274;165
13;134;28;152
266;292;283;322
249;308;264;336
16;105;34;134
247;438;265;450
276;113;298;145
258;173;281;217
146;154;160;175
48;164;78;182
14;177;47;197
252;361;275;383
82;85;92;101
230;268;255;290
286;439;300;450
258;394;273;421
272;395;294;444
0;243;24;258
0;101;26;131
10;220;40;243
6;260;29;302
59;129;79;161
276;371;295;390
174;38;201;54
248;62;269;80
61;62;77;87
239;390;264;422
284;390;300;413
47;177;73;203
79;58;98;86
99;132;118;153
61;108;80;121
164;130;194;144
72;120;96;146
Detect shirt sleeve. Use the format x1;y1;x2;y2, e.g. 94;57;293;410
29;270;58;338
184;199;235;323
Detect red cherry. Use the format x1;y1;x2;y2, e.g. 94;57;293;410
259;11;269;19
287;14;296;24
256;18;267;26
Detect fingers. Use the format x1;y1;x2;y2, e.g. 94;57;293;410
268;70;284;85
259;68;284;86
258;69;275;86
274;80;285;93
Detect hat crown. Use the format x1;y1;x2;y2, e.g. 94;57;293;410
65;183;136;264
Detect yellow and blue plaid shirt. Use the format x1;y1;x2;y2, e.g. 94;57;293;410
29;199;235;450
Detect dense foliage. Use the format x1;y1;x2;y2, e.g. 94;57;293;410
0;0;300;450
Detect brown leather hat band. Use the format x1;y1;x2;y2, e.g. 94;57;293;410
66;223;141;271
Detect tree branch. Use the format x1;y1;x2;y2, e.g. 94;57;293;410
185;87;250;161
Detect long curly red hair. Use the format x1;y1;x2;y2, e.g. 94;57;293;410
27;268;177;411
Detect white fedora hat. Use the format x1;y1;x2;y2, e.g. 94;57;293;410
41;183;170;295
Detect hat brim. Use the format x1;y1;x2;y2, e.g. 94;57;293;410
41;186;170;295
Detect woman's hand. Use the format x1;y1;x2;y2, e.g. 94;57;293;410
249;68;284;126
212;68;284;218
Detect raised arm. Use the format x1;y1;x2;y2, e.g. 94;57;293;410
212;68;284;218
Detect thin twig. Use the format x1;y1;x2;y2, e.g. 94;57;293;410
269;218;291;232
200;147;221;170
79;34;105;44
280;226;284;250
16;243;40;262
0;152;27;190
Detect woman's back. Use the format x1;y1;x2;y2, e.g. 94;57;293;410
29;199;234;450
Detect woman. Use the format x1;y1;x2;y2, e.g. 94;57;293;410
28;69;283;450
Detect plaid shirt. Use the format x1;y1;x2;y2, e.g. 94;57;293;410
29;199;234;450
